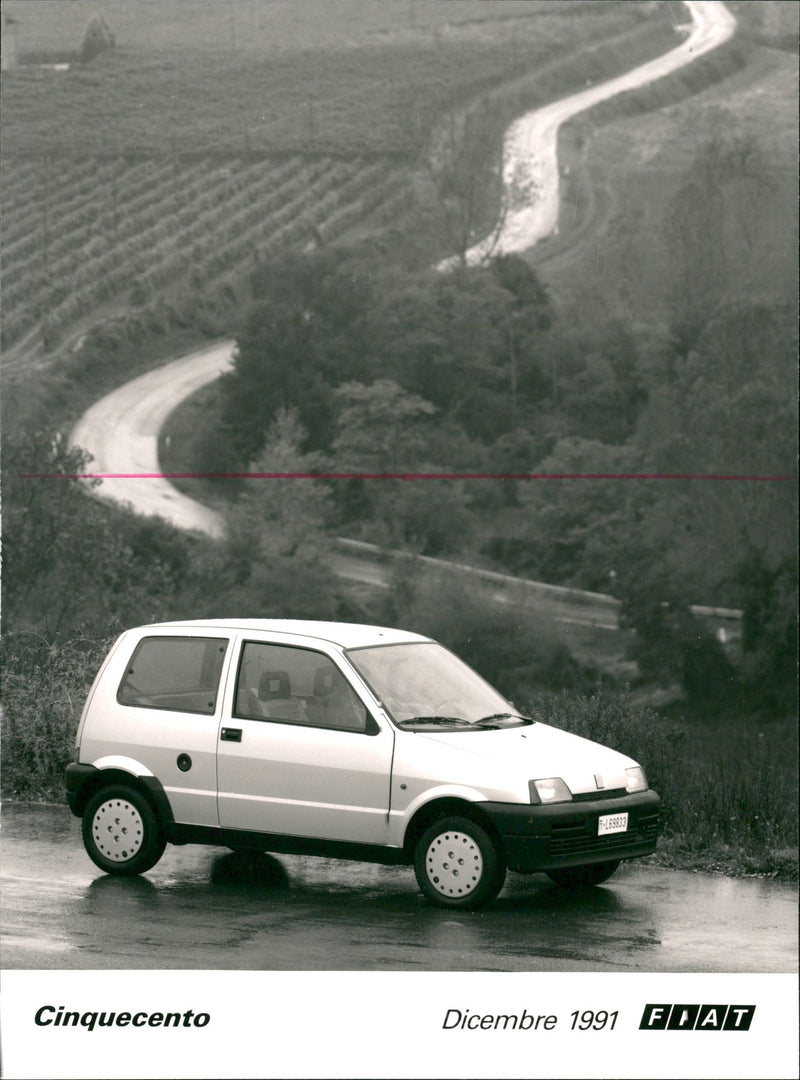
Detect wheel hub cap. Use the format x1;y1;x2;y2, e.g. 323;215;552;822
92;799;144;862
425;830;483;898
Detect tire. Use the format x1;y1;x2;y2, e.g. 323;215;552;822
414;815;506;909
546;860;620;888
82;784;166;875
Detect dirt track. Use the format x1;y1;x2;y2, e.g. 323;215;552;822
70;340;234;537
440;0;736;268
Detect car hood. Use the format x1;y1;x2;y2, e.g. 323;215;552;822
413;721;638;796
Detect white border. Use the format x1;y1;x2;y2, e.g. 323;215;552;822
2;970;797;1080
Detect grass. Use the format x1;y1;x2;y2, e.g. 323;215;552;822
536;41;798;328
650;838;798;880
670;717;798;858
4;1;596;56
2;3;662;159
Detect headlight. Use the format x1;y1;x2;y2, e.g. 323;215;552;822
625;766;647;793
530;777;572;804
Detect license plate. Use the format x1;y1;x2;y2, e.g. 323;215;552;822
598;812;628;836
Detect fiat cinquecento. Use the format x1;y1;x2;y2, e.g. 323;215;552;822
65;619;660;908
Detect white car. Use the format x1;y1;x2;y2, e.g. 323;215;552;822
66;619;660;908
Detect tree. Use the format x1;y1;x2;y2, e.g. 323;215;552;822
491;254;551;314
423;99;508;264
736;553;797;715
330;379;477;554
78;16;115;63
180;409;351;622
218;304;337;465
377;262;552;442
514;436;653;590
490;255;552;430
228;408;333;562
378;268;509;430
332;379;436;472
219;251;383;463
633;301;797;598
666;118;763;324
2;431;177;638
544;320;646;443
616;577;737;708
371;479;476;556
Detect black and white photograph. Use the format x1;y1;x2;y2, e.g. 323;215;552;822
1;1;797;1078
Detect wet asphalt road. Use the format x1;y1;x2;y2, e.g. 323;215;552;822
2;805;796;972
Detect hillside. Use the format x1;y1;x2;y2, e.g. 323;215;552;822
1;0;680;364
2;2;796;878
538;34;798;329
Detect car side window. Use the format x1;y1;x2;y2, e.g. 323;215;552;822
234;642;369;733
117;636;228;714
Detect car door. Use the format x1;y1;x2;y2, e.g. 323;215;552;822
90;630;232;827
216;638;394;844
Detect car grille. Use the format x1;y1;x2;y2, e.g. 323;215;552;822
571;787;627;802
547;808;660;857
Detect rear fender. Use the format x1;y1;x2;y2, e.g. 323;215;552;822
67;759;175;837
90;754;154;777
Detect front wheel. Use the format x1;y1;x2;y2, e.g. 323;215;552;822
414;815;506;909
546;860;620;888
82;785;166;875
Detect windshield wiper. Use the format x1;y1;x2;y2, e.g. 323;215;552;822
475;712;533;728
395;716;474;729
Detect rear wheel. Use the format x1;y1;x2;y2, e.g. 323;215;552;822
414;815;506;909
546;860;620;887
82;784;166;875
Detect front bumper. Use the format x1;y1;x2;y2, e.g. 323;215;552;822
481;789;660;873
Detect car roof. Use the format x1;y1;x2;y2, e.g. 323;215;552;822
139;619;430;649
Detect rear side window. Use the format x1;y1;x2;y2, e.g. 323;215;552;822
118;636;228;714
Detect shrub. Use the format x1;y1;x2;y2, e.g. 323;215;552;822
673;723;798;857
1;630;117;799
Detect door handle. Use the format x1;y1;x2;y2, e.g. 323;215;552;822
220;727;242;742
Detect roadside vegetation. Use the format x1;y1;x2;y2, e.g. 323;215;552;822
1;1;796;879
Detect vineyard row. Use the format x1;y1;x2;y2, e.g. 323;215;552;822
1;155;415;349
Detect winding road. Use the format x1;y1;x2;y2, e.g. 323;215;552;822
70;340;235;538
442;0;736;267
69;2;737;540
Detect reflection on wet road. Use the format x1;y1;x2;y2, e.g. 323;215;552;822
2;806;796;972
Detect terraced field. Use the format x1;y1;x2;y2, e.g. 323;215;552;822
1;154;412;348
1;0;681;358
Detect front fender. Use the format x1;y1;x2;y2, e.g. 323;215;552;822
388;783;498;847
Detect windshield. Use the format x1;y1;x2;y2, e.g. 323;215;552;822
346;641;530;731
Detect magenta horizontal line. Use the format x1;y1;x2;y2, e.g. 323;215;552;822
20;471;796;482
